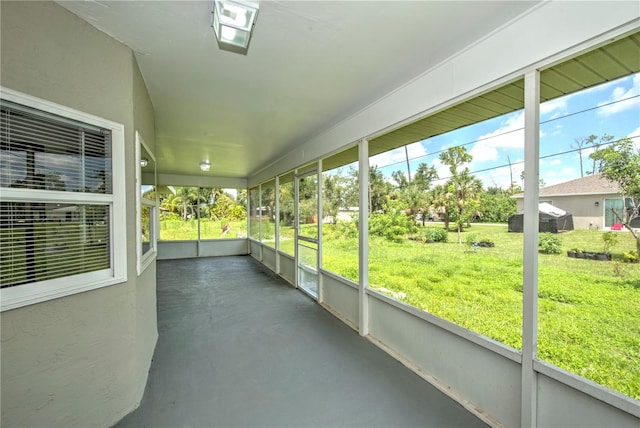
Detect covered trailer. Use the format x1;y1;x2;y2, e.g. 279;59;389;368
508;202;574;233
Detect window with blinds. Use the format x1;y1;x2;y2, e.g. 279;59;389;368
0;99;114;289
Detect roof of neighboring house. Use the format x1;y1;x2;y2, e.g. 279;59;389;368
513;174;621;198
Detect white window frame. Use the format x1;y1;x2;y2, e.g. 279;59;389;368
136;131;157;275
0;87;127;311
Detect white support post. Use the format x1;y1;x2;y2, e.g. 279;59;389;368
246;185;251;254
521;69;541;428
358;139;370;336
258;183;263;261
294;173;299;288
197;187;201;257
275;175;280;274
317;159;323;303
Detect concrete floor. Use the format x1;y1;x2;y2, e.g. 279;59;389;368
115;256;487;428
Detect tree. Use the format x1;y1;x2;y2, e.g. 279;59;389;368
391;170;410;190
586;134;614;174
572;137;588;177
323;173;347;224
479;187;517;222
428;184;452;230
589;136;640;254
235;188;248;208
356;166;389;213
210;194;246;221
278;181;295;226
439;146;482;243
392;164;438;224
160;187;201;220
199;187;223;219
399;185;427;220
413;163;438;191
368;196;417;242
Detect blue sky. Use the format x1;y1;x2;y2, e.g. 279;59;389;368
370;72;640;189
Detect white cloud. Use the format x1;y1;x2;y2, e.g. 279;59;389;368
540;98;567;118
480;161;525;189
550;159;562;166
432;158;452;182
597;73;640;116
542;167;576;187
469;112;525;164
627;127;640;153
369;141;427;169
582;146;597;157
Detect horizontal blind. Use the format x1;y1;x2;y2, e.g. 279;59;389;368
0;100;112;193
0;100;113;289
0;202;111;288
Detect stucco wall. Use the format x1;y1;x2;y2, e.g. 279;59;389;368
516;194;618;229
0;1;157;427
132;53;159;405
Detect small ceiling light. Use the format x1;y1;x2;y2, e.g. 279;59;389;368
140;158;148;168
200;161;211;172
212;0;259;53
595;201;600;207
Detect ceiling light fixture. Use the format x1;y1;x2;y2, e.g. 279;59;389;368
140;158;148;168
200;161;211;172
211;0;259;53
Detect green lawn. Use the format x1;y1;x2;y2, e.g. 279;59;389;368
160;218;246;240
320;224;640;400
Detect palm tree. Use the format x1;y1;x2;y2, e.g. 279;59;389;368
165;187;200;220
429;184;452;230
439;146;482;243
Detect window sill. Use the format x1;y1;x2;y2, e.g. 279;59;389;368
0;270;127;312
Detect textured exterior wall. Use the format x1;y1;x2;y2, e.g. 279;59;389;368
516;194;618;229
132;56;159;409
0;1;157;426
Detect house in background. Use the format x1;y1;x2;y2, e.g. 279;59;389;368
515;174;637;230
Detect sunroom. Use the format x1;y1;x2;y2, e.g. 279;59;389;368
1;1;639;427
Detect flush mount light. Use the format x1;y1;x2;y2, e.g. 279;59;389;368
200;162;211;172
140;158;148;168
211;0;259;53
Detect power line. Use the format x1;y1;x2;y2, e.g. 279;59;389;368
375;94;638;168
374;93;639;182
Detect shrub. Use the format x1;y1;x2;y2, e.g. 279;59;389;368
612;261;626;277
423;227;448;243
602;231;618;254
464;233;478;246
332;220;358;239
539;233;562;254
369;198;417;243
622;250;639;263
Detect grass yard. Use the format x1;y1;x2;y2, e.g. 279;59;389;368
160;219;246;240
320;224;640;400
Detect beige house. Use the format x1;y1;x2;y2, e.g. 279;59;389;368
515;174;630;230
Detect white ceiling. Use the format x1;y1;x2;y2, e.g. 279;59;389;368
57;0;541;178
